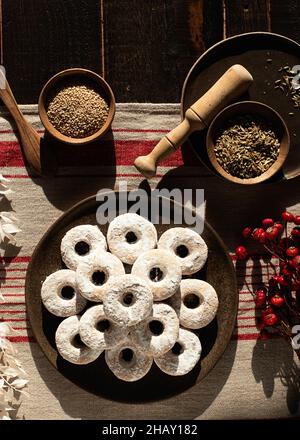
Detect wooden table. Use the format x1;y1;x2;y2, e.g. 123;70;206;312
0;1;300;421
1;0;300;104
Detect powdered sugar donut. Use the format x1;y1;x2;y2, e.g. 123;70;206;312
171;279;218;329
131;303;179;356
105;341;153;382
131;249;181;301
103;275;153;326
107;213;157;265
158;227;208;275
154;328;201;376
41;269;87;317
61;225;107;270
76;251;125;302
79;305;128;350
55;316;102;364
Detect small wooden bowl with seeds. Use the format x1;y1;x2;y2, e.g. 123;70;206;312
206;101;290;185
38;68;116;145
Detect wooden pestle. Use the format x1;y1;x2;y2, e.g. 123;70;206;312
0;71;42;175
134;64;253;178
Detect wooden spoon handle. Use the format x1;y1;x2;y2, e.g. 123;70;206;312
0;74;42;175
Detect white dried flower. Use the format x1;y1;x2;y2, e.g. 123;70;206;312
0;320;28;420
0;211;21;244
0;174;25;420
0;175;13;198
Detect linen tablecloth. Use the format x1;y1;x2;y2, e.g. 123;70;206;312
0;104;299;419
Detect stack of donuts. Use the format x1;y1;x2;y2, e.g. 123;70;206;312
41;213;219;382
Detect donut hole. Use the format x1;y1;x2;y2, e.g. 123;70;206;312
119;348;136;366
60;286;75;300
72;333;86;349
149;266;164;282
184;293;200;309
122;292;135;307
96;319;110;332
75;241;90;256
176;245;189;258
125;231;138;244
171;342;184;356
148;320;164;336
92;270;106;286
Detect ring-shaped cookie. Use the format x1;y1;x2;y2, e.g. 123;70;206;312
171;279;219;329
55;316;102;364
103;275;153;326
130;303;179;356
41;269;87;317
158;227;208;275
154;328;201;376
132;249;182;301
61;225;107;270
76;251;125;302
79;305;128;350
105;340;153;382
107;213;157;265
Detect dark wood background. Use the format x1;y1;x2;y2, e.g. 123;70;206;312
1;0;300;104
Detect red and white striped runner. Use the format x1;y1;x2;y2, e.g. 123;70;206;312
0;104;298;420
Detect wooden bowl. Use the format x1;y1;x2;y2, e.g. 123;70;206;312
206;101;290;185
38;68;116;145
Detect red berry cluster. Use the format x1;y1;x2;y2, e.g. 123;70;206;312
236;211;300;335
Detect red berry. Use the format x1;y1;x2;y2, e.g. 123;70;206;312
253;228;265;241
270;294;285;307
294;216;300;225
282;211;295;222
242;227;252;239
274;222;284;232
261;306;274;317
272;275;288;286
265;226;279;241
281;266;294;278
286;246;299;258
255;289;266;307
291;255;300;268
235;246;248;260
262;218;274;228
291;227;300;238
262;312;278;326
258;231;267;244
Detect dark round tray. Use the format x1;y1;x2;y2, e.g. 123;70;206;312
25;192;238;402
182;32;300;181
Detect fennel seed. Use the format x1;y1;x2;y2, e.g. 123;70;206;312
214;115;280;179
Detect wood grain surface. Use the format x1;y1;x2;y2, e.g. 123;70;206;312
225;0;271;36
0;1;300;103
1;0;102;103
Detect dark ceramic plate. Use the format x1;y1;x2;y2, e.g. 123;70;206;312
25;193;238;401
182;32;300;181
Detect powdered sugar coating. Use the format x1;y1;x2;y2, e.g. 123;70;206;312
79;304;128;350
105;340;153;382
76;251;125;302
41;269;87;317
55;315;102;364
131;303;179;356
171;279;218;329
154;328;201;376
158;227;208;275
131;249;182;301
103;275;153;326
107;213;157;265
61;225;107;270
